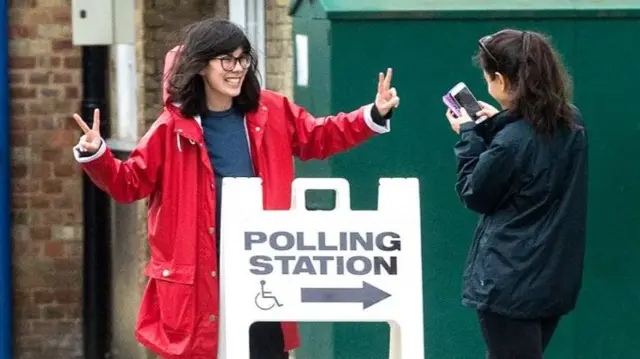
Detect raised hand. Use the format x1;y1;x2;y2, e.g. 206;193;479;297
72;109;103;154
375;68;400;117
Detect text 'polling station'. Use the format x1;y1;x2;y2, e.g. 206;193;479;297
244;231;403;276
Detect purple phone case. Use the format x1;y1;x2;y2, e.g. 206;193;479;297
442;93;462;117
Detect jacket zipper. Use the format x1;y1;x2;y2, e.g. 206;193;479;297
242;117;257;174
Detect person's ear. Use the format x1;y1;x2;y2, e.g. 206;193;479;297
200;61;211;76
495;72;508;92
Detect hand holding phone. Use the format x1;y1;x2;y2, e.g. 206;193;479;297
443;82;487;123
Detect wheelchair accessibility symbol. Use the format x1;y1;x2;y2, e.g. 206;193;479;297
255;280;283;311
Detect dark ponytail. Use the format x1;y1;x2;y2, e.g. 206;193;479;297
477;29;576;136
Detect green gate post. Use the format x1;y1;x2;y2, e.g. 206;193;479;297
289;1;640;358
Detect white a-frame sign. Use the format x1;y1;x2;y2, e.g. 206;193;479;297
218;177;424;359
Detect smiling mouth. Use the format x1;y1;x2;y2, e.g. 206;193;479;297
225;78;241;85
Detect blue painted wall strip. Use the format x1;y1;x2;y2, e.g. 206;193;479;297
0;0;12;357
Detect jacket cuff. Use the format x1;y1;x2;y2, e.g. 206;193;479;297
459;121;477;134
364;103;390;134
73;140;107;163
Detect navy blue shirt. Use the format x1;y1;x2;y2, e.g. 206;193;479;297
201;107;286;354
201;107;254;251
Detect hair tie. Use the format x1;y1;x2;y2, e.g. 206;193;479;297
521;31;531;60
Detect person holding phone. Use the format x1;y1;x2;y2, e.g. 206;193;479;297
445;29;588;359
71;18;398;359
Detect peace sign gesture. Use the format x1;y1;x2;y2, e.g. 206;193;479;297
72;109;103;154
374;68;400;117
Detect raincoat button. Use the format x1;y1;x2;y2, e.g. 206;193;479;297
209;315;216;322
208;227;215;235
255;126;261;132
210;271;217;278
162;269;170;277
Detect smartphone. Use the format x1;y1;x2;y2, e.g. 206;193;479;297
446;82;487;123
442;93;462;118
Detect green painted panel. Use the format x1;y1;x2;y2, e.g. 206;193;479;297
289;0;640;19
292;11;640;359
570;19;640;359
319;0;640;11
291;18;335;211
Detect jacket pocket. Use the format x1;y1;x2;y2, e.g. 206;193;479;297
143;260;196;334
473;236;497;297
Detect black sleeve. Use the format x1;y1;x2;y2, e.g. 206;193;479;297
371;104;392;126
76;148;96;158
453;122;515;214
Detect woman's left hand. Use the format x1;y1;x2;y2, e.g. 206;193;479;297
375;68;400;117
446;108;473;134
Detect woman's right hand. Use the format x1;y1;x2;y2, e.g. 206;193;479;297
476;101;500;119
73;109;103;154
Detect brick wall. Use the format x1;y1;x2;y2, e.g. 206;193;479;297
10;0;84;358
265;0;293;98
139;0;228;130
8;0;294;357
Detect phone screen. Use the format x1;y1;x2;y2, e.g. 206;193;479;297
453;87;482;119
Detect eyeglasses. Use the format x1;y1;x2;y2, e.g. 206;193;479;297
478;35;499;68
478;29;526;69
215;54;252;71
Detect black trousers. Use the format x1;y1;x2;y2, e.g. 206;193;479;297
249;321;288;359
477;310;561;359
249;352;288;359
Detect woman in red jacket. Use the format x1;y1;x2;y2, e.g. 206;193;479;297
71;18;399;359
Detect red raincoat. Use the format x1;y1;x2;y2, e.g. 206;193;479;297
74;46;389;358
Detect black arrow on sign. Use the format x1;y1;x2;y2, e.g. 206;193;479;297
300;281;391;309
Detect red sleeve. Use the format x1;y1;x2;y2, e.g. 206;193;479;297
73;118;167;204
283;97;390;161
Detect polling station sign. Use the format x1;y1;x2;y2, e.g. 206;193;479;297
218;178;424;359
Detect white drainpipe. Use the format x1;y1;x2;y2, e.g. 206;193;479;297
115;43;138;141
229;0;267;89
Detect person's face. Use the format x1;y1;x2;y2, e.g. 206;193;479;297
483;70;509;109
202;47;251;99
